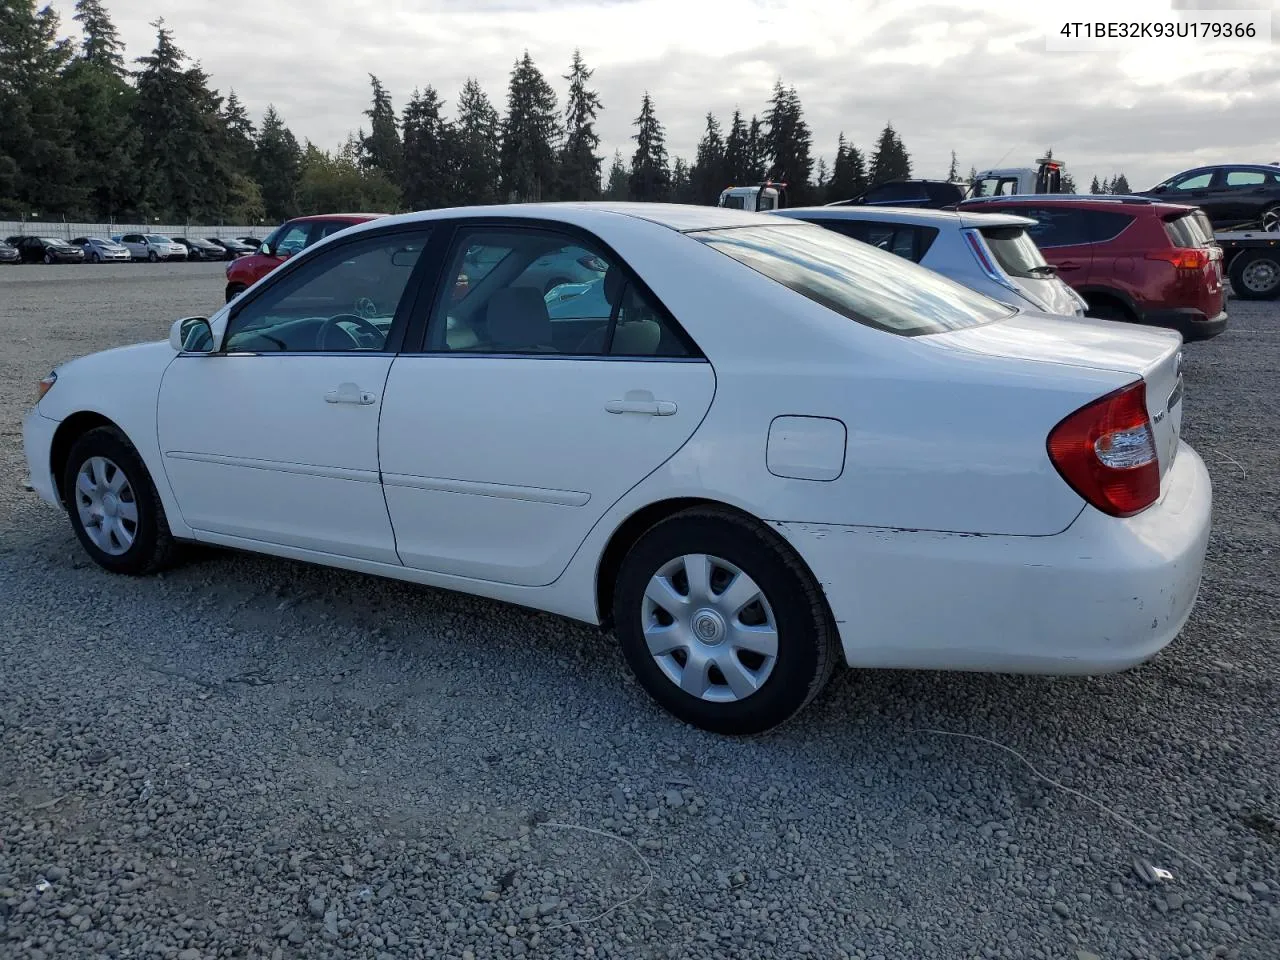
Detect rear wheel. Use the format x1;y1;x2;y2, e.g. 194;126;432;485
612;508;838;735
1229;248;1280;301
62;427;180;575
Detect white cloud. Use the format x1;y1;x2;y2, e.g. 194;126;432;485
48;0;1280;189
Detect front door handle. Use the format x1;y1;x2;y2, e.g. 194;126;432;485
325;382;376;405
606;399;677;416
1056;261;1084;270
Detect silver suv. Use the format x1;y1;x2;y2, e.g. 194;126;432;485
111;233;188;262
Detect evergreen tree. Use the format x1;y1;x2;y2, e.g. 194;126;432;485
1103;175;1114;194
1059;172;1077;194
499;51;560;202
221;89;256;174
0;0;81;215
254;104;302;220
603;149;627;200
62;56;137;218
968;165;977;184
453;77;500;205
815;156;828;200
72;0;124;76
628;92;668;201
762;81;813;203
827;133;867;201
1112;173;1131;195
558;50;602;200
1089;174;1102;194
947;150;959;181
690;112;725;204
400;85;453;209
362;75;401;181
722;109;749;184
868;122;911;184
298;138;399;215
670;157;693;203
746;114;765;182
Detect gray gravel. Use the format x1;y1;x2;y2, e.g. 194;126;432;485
2;262;1278;959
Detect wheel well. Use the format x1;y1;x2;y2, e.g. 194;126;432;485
593;498;832;632
49;412;118;505
1081;290;1136;320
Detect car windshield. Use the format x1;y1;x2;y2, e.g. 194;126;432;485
39;237;63;244
691;223;1014;336
146;235;171;243
979;226;1051;279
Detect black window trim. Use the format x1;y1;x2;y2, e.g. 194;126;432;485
214;222;441;358
403;216;707;363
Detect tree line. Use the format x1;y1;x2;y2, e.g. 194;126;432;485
1;1;1131;225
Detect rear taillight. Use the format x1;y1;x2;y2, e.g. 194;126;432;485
1147;248;1209;270
1047;381;1160;518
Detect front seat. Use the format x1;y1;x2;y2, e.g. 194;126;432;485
483;286;557;352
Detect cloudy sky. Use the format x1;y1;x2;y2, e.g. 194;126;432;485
49;0;1280;190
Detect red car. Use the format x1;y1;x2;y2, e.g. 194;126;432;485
224;213;387;302
958;196;1227;341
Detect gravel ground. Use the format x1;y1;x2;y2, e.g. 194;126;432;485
1;263;1278;960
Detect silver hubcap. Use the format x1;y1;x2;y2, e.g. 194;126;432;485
74;456;138;556
642;554;779;703
1241;258;1278;293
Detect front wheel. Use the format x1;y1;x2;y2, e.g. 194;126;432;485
612;508;839;735
148;250;159;262
43;252;53;264
62;427;180;575
1229;248;1280;301
1261;205;1280;233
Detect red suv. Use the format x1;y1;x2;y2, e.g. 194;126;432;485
958;196;1227;341
225;213;387;302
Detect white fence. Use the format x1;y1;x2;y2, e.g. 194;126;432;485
1;220;274;241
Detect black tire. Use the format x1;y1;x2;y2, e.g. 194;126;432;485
612;507;839;735
148;250;159;262
1085;302;1133;324
225;283;246;303
1228;248;1280;301
62;426;180;576
43;252;53;264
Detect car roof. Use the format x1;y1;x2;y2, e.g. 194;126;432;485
961;194;1198;214
778;205;1036;229
288;213;389;223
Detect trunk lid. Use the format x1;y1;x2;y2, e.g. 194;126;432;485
928;312;1185;480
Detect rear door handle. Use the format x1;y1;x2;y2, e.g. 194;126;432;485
1057;261;1084;270
606;399;677;416
325;382;377;405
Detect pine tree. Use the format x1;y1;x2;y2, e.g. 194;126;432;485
947;150;959;181
722;110;749;184
298;139;400;215
762;81;813;204
628;92;669;201
603;149;627;200
0;0;81;215
1112;173;1131;195
827;133;868;201
1059;172;1077;194
400;86;453;209
868;122;911;185
362;75;401;182
1103;176;1115;194
746;114;765;182
690;113;725;204
221;90;256;174
670;157;693;203
558;50;602;200
816;156;828;200
255;104;302;220
72;0;125;76
454;77;500;205
499;51;560;202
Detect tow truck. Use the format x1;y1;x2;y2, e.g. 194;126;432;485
716;181;789;211
1212;219;1280;300
969;158;1066;197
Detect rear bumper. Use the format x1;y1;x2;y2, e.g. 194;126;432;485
1142;307;1227;341
772;440;1212;675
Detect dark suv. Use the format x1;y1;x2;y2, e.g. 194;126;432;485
959;195;1227;341
828;179;966;210
1139;163;1280;231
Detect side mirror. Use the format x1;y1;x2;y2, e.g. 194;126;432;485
1150;185;1167;194
170;316;214;353
260;242;273;257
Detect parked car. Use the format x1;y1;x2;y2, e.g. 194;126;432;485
224;214;387;302
774;206;1087;317
959;195;1227;341
172;237;226;261
237;237;264;248
1139;163;1280;231
826;179;967;209
0;239;19;264
4;236;86;264
24;203;1210;735
206;238;256;259
71;236;131;263
111;233;188;262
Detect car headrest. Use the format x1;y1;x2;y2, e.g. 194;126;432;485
485;286;552;349
603;265;627;307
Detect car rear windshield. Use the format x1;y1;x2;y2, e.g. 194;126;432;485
146;235;170;243
691;223;1015;336
979;226;1051;279
1163;212;1214;248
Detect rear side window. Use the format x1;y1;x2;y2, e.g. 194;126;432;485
803;219;939;263
978;227;1050;278
693;223;1014;337
1015;207;1091;247
1224;170;1267;187
1085;211;1135;243
1163;213;1213;248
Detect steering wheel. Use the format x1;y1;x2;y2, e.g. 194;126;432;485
315;313;384;351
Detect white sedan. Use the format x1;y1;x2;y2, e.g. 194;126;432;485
23;203;1212;735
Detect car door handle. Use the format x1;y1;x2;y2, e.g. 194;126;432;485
606;399;677;416
324;383;377;405
1057;261;1084;270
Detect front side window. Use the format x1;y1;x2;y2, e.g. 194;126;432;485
425;226;694;357
1172;172;1212;191
274;223;311;256
693;222;1014;336
222;229;432;353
